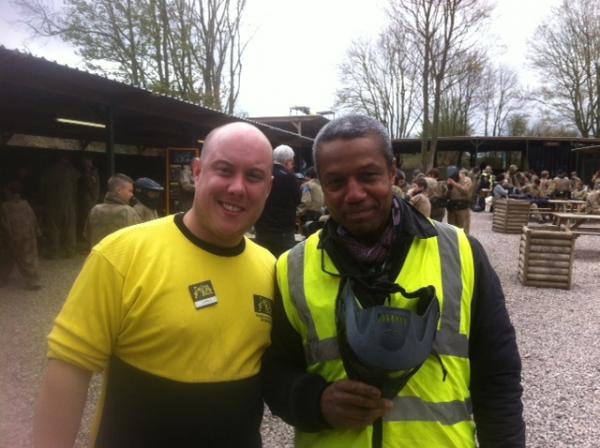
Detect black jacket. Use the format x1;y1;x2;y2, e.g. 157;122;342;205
255;163;301;234
261;199;525;447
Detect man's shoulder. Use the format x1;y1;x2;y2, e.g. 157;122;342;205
96;215;173;247
245;238;277;264
272;167;296;182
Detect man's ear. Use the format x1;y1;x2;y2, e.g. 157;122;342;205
192;158;202;182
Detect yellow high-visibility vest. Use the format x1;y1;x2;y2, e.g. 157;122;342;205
277;222;476;447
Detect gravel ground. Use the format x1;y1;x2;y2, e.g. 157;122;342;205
1;211;598;447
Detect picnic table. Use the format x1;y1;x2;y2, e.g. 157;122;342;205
553;212;600;236
548;199;586;213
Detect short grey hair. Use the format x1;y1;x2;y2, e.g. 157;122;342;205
107;173;133;192
312;114;393;175
273;145;295;164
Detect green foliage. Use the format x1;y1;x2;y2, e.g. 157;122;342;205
505;114;528;136
16;0;246;113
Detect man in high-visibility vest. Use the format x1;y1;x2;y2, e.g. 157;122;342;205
262;114;525;448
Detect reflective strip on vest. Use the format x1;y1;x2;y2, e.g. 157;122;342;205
287;241;334;365
385;396;473;425
286;223;468;365
433;222;469;358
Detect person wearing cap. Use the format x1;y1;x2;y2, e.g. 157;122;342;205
34;122;276;447
133;177;164;222
254;144;301;257
262;114;524;447
83;173;142;248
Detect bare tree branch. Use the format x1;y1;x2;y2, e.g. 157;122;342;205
14;0;248;112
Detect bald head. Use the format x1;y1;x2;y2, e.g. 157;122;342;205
184;121;274;247
201;122;272;162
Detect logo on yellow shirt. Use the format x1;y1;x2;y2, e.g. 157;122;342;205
189;280;218;310
253;295;273;323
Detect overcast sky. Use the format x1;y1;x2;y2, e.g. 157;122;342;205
0;0;562;117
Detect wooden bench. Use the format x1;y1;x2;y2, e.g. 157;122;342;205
553;212;600;236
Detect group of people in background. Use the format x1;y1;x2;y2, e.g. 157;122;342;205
386;163;600;236
483;165;600;215
4;145;600;291
0;156;164;290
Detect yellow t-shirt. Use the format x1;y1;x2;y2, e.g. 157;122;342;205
48;214;276;445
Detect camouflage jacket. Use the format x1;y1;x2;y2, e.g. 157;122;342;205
297;179;324;216
0;197;40;243
585;191;600;214
85;192;141;246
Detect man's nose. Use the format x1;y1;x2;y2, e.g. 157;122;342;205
345;178;366;202
227;174;245;195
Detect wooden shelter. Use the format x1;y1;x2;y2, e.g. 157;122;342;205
0;46;313;187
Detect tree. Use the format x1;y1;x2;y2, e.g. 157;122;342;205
530;0;600;137
15;0;247;113
505;113;528;136
390;0;493;170
438;50;485;136
477;64;524;136
335;24;420;139
527;112;578;137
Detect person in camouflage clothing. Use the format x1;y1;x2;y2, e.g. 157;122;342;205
408;176;431;217
424;168;447;222
0;181;41;289
585;190;600;214
446;167;473;233
133;177;164;222
539;170;552;197
84;174;141;247
592;170;600;190
77;158;100;242
297;167;324;225
553;172;571;199
571;179;588;201
41;156;80;258
505;165;523;190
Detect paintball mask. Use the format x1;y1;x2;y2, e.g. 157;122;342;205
134;177;164;211
335;280;442;399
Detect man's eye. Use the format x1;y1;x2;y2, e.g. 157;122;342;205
247;172;265;182
326;179;344;189
217;167;233;176
361;172;379;181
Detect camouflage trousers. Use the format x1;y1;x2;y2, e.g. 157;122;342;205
430;207;446;222
447;208;471;234
0;236;40;288
45;208;77;258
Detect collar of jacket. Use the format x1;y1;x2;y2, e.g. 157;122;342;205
317;198;438;279
318;200;438;307
103;191;129;205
